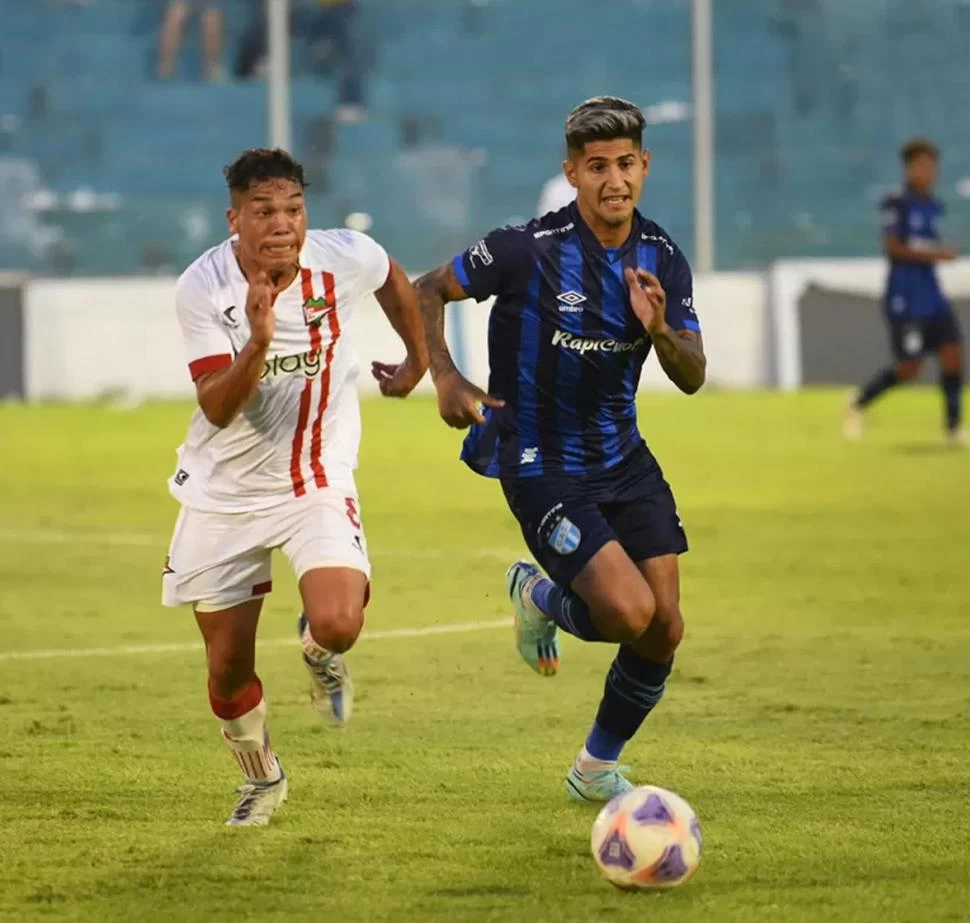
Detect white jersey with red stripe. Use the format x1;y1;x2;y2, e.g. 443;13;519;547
169;228;390;513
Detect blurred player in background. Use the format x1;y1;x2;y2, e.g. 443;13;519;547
162;148;428;826
416;97;705;803
845;139;964;444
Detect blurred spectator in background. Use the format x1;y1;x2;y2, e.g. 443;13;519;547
157;0;225;82
235;0;367;122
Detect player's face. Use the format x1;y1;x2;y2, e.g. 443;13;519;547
565;139;650;229
228;179;308;273
906;154;938;195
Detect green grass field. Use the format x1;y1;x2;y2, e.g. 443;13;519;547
1;390;968;923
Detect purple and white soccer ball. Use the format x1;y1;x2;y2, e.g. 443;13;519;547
590;785;703;890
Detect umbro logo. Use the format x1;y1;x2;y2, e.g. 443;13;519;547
223;306;240;328
556;291;586;312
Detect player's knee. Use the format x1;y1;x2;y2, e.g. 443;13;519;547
655;608;685;657
304;604;364;654
597;591;657;644
629;607;684;661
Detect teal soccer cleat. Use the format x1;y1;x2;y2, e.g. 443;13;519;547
505;560;559;677
565;763;635;803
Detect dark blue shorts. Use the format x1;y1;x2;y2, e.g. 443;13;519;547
889;311;962;360
500;444;688;588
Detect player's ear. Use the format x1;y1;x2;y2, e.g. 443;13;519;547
563;158;579;190
641;149;651;178
227;207;238;235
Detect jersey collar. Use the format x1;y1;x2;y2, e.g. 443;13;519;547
569;201;645;262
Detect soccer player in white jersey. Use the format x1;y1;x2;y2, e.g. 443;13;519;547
162;148;429;827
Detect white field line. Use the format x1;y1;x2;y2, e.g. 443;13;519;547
0;618;512;663
0;528;519;561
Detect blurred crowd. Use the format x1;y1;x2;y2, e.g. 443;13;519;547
58;0;369;122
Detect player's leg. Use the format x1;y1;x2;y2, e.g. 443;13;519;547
162;507;286;826
297;567;366;724
281;491;371;725
157;0;190;79
937;313;964;443
196;598;287;827
503;478;659;672
566;491;688;803
200;2;224;81
845;322;924;439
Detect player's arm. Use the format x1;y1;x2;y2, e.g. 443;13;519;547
884;235;957;263
882;197;957;263
625;266;706;395
414;261;469;384
369;258;430;398
650;325;706;395
179;271;275;429
414;232;525;428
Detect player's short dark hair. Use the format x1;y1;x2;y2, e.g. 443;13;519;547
565;96;645;154
900;138;939;164
224;148;307;195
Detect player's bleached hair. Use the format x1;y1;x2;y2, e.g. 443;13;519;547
224;148;308;194
900;137;939;164
565;96;645;154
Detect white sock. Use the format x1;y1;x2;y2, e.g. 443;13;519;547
574;745;618;776
212;684;282;784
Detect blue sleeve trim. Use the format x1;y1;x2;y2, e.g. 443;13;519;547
679;319;701;332
452;253;471;290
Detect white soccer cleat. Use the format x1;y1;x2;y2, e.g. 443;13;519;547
843;402;864;441
225;770;288;827
298;614;354;725
946;427;967;448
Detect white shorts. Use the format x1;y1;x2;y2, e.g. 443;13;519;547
161;488;370;612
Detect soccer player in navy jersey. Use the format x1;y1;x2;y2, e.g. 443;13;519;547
845;138;964;445
414;97;706;802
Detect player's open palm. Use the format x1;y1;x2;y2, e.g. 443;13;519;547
625;267;667;334
245;271;276;348
435;370;505;429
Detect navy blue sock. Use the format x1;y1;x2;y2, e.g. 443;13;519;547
591;648;673;755
857;367;899;408
584;721;628;763
942;372;963;431
531;577;606;642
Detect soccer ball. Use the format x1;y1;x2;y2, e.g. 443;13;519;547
590;785;702;890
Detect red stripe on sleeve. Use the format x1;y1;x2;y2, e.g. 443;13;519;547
189;354;232;381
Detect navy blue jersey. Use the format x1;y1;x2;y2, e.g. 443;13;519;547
451;202;700;480
881;189;949;321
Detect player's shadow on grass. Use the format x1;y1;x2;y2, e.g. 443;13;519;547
890;443;956;456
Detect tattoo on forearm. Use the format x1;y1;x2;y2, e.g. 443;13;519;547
415;267;459;381
651;328;706;395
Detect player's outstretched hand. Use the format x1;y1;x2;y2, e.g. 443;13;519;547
433;370;505;429
371;355;426;399
625;267;667;334
245;271;276;348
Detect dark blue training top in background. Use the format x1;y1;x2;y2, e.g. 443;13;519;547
451;202;701;480
881;189;949;322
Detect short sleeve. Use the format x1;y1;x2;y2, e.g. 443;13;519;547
881;195;905;238
175;269;234;381
659;245;701;333
451;226;532;302
346;230;391;293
